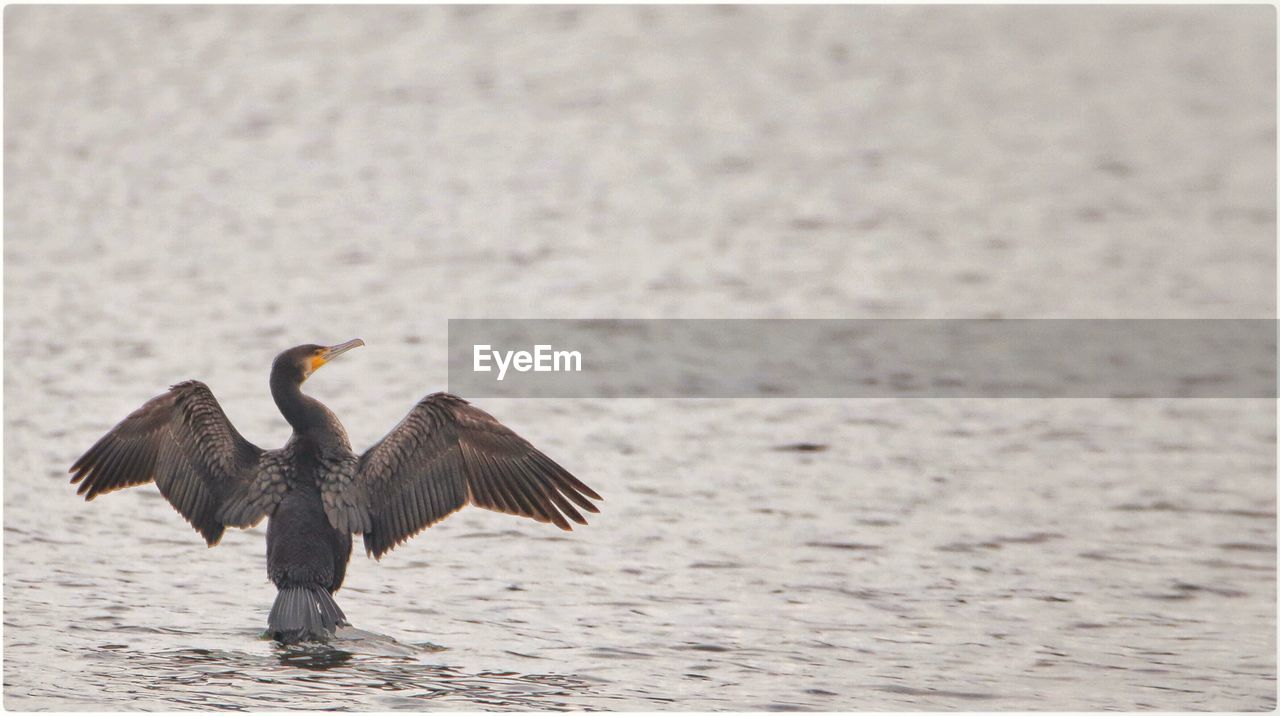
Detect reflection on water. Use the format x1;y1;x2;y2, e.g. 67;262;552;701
72;633;597;711
276;644;358;670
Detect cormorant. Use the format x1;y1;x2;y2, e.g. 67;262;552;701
68;340;601;644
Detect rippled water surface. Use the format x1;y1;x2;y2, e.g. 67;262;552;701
5;5;1276;711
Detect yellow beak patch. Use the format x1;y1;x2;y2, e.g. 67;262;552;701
306;354;327;374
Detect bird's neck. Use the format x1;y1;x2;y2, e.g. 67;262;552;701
270;373;330;434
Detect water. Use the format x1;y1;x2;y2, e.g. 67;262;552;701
4;5;1275;711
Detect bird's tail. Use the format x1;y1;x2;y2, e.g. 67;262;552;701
267;585;348;644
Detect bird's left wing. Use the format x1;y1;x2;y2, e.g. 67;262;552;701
69;380;286;545
323;393;601;559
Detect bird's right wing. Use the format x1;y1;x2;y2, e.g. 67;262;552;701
324;393;601;559
69;380;287;545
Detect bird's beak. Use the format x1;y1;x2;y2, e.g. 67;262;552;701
322;338;365;363
305;339;364;377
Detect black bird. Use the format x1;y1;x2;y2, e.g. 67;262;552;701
68;340;601;644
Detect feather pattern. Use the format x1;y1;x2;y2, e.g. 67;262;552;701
69;380;288;545
322;393;601;559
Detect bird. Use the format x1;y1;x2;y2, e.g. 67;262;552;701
67;339;601;644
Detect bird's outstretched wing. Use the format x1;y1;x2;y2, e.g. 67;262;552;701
69;380;286;545
324;393;601;559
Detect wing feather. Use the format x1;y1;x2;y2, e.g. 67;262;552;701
68;381;286;545
324;393;601;559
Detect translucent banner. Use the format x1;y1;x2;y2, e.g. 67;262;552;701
447;319;1276;398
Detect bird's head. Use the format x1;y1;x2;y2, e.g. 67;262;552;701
272;339;365;384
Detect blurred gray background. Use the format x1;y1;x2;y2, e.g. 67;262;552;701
4;5;1275;710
